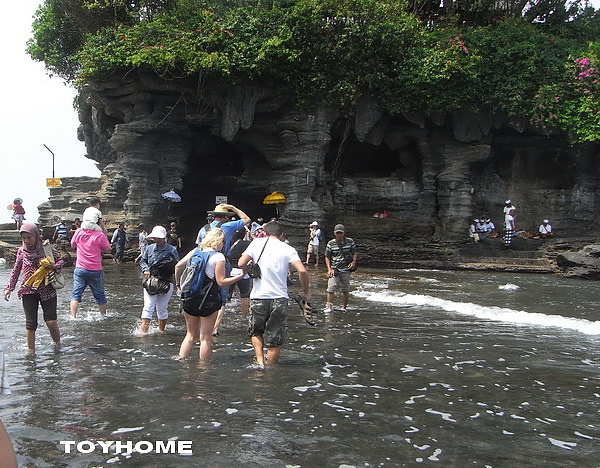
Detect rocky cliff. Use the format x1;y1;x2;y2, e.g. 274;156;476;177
37;70;600;266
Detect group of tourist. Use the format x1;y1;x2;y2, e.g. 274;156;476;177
468;199;554;247
3;198;358;368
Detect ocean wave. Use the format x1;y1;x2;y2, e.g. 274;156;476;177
354;291;600;335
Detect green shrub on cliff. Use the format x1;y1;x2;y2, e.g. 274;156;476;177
534;48;600;143
27;0;600;141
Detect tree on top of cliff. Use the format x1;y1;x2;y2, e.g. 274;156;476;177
26;0;600;142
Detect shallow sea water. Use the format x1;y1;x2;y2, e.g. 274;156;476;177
0;264;598;467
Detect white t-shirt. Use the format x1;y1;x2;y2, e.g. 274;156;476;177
202;249;225;280
483;221;495;232
242;237;301;300
539;224;552;235
505;213;515;230
309;228;321;246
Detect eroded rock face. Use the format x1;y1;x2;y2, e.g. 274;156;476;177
38;71;600;263
556;244;600;279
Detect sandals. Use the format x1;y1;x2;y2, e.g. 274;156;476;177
293;294;316;326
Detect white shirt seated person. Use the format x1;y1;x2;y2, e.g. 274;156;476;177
537;219;553;238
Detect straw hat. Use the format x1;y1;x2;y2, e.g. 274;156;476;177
207;204;234;217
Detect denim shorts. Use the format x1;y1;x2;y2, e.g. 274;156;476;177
247;298;288;347
71;268;107;304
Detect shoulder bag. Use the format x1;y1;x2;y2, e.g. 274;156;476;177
43;244;66;290
247;239;268;279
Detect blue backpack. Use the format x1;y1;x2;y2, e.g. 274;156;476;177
179;249;217;299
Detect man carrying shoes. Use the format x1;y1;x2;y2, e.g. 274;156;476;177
324;224;357;313
238;221;311;368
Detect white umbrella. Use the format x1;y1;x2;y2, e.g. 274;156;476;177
161;190;182;203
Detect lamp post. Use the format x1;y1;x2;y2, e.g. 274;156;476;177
43;144;55;178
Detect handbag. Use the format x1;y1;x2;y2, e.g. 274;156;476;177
247;239;268;279
43;245;66;289
142;276;171;295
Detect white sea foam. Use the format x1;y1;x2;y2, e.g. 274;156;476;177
111;426;144;434
547;437;577;449
498;283;520;290
354;290;600;335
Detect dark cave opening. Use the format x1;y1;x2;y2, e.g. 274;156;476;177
169;136;276;249
324;137;402;177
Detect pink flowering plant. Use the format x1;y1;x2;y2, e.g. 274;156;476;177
534;51;600;143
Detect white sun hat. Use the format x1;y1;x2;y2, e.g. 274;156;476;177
147;225;167;240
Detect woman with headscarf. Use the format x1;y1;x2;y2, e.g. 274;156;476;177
139;225;179;334
3;223;64;354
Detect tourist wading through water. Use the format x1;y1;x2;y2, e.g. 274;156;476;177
324;224;357;313
238;220;311;368
4;224;63;354
175;228;244;360
139;225;179;334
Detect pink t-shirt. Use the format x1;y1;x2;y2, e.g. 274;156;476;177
71;229;110;270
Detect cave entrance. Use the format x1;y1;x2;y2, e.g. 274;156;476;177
323;119;410;179
170;136;275;250
324;138;402;178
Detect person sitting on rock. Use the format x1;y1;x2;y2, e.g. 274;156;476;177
476;218;488;239
536;219;554;239
469;219;480;243
482;218;498;238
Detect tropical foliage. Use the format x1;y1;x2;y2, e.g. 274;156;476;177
26;0;600;142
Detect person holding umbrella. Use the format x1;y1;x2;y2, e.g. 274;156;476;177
11;198;25;230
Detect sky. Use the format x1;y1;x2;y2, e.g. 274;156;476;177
2;1;599;226
0;1;99;224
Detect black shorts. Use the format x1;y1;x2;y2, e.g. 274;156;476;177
233;278;251;298
22;294;58;330
184;299;221;317
181;281;221;317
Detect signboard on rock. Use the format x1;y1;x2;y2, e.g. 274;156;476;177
46;178;62;188
215;196;228;204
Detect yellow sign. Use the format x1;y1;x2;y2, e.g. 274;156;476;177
46;178;62;188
